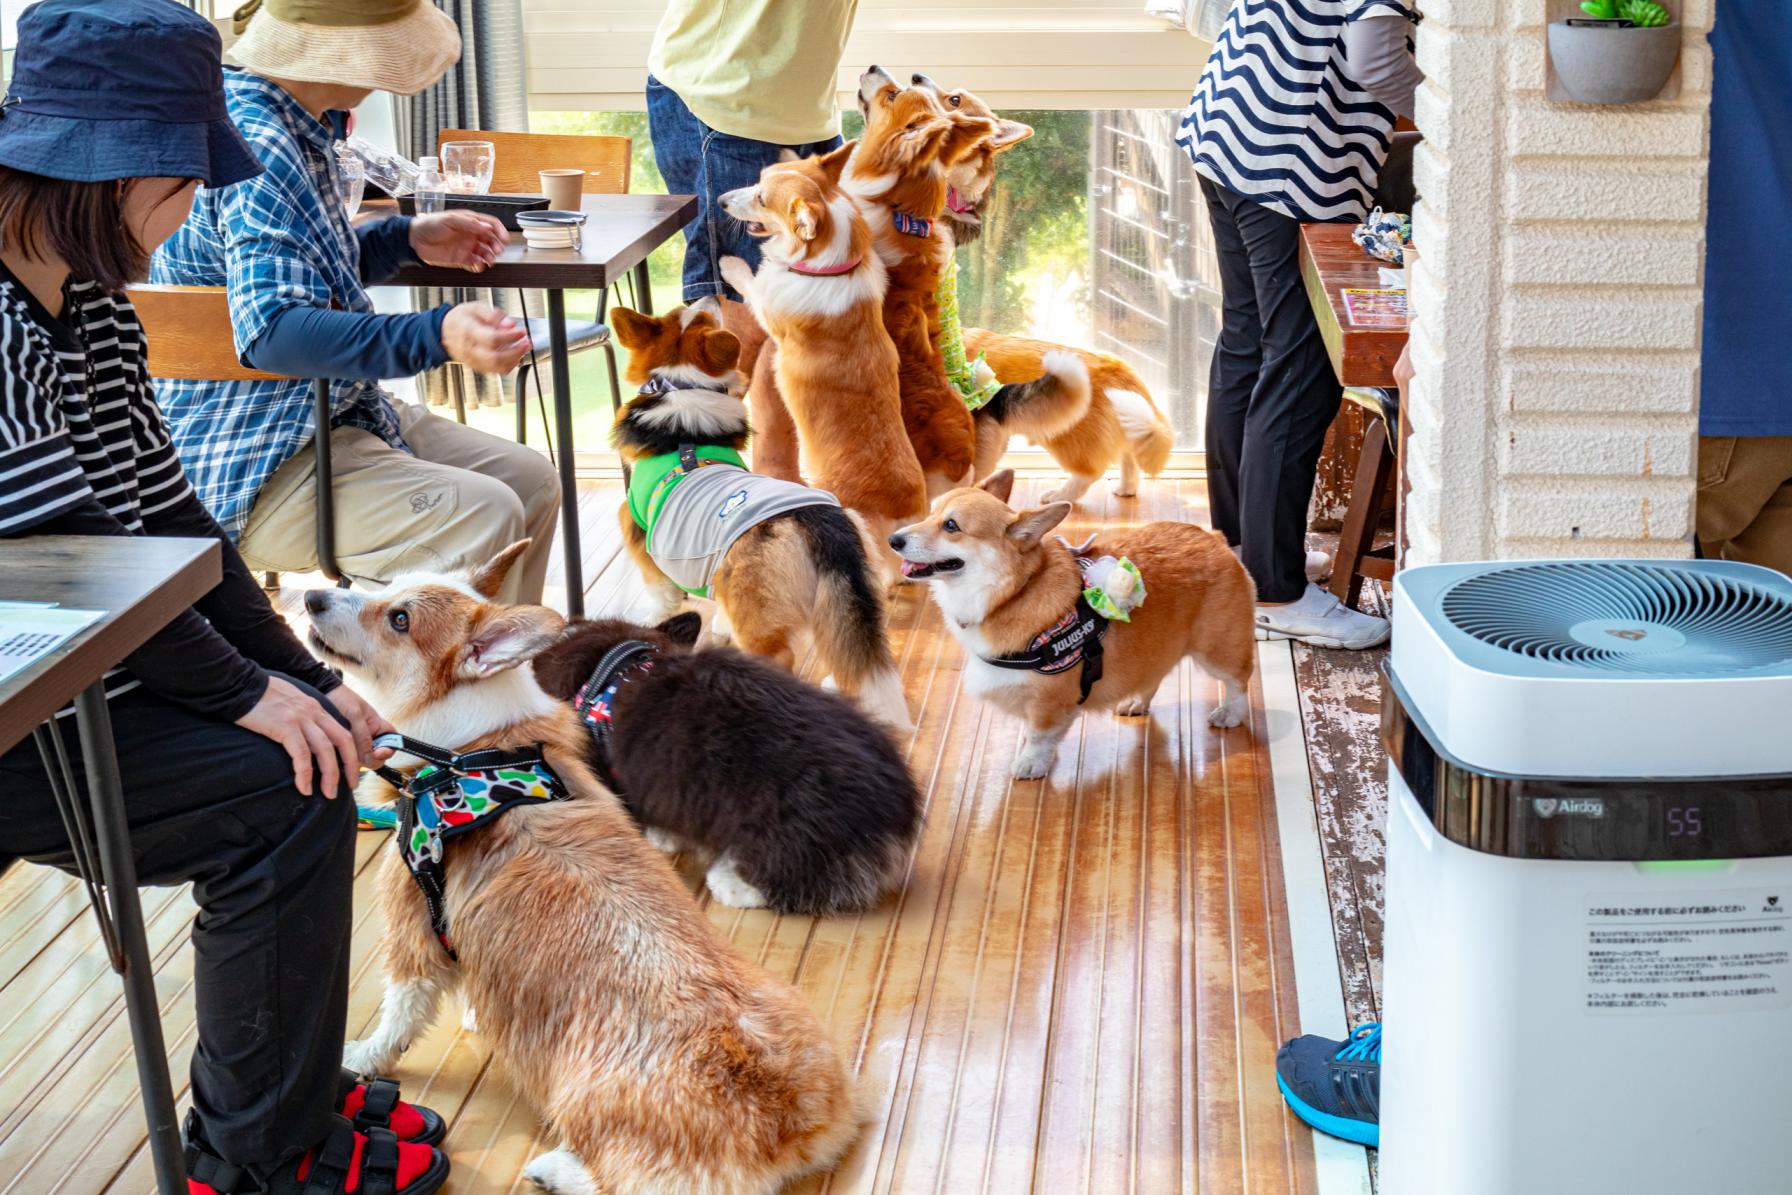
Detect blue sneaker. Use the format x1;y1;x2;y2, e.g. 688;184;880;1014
1275;1023;1381;1147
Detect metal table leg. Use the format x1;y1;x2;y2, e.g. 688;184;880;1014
546;288;585;618
38;686;186;1193
632;259;653;315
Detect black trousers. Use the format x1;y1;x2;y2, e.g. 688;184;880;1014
1200;175;1344;603
0;677;356;1165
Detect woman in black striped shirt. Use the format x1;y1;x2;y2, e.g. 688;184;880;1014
0;4;449;1192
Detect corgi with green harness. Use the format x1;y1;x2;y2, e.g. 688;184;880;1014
609;300;912;730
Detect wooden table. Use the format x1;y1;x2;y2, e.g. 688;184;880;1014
1298;222;1409;388
0;535;222;1195
379;193;697;617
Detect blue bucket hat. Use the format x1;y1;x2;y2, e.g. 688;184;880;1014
0;0;262;188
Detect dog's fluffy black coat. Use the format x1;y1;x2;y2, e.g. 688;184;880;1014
533;612;922;916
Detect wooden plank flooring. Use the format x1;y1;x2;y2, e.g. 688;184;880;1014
0;474;1320;1195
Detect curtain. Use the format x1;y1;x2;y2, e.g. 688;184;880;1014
395;0;528;413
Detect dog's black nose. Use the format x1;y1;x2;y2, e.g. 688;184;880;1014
888;533;907;551
304;589;330;615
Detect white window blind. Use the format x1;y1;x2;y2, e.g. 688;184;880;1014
523;1;1207;111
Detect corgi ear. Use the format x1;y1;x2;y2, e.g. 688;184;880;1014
697;328;741;374
816;141;855;183
789;195;822;241
1007;502;1071;549
992;119;1033;150
655;610;703;648
979;468;1015;503
900;115;953;165
941;114;1000;165
609;306;658;350
469;539;531;599
461;605;566;678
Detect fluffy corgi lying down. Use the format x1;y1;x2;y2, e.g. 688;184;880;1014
890;472;1257;778
309;544;859;1195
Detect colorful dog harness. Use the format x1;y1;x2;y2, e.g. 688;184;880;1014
373;732;571;959
980;555;1125;704
571;638;658;795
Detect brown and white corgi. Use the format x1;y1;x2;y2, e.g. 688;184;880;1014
607;299;910;729
889;471;1256;778
310;545;860;1195
847;65;1000;495
900;72;1177;503
717;144;928;569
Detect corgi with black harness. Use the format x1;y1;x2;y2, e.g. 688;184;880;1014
609;299;910;730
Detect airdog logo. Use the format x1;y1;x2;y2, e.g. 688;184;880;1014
1533;797;1604;819
1606;628;1648;642
1767;895;1784;914
717;489;748;519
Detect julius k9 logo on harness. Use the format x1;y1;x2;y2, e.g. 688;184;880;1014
982;578;1110;704
572;639;658;796
373;733;571;959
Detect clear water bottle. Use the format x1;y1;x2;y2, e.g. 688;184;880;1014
414;155;445;215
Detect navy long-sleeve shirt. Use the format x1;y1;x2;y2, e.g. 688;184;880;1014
241;214;455;381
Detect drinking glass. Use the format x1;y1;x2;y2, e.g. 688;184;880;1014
336;152;365;217
442;140;496;195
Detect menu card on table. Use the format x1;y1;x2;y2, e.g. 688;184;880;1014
0;604;104;685
1341;287;1409;328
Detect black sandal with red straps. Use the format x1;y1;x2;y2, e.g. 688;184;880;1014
338;1071;445;1146
184;1111;450;1195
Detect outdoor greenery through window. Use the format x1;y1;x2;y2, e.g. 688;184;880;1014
468;109;1214;457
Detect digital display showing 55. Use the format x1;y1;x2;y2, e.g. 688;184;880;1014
1667;805;1705;838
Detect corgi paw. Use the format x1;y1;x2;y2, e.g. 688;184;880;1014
1208;696;1248;729
719;256;754;296
342;1038;396;1076
1112;479;1138;498
1013;748;1054;779
1115;696;1150;717
642;826;684;855
523;1149;596;1195
706;857;771;909
461;1003;479;1034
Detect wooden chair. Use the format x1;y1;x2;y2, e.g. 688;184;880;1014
1330;386;1400;610
437;130;634;442
131;284;348;586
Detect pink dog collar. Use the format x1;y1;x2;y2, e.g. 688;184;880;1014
788;257;862;276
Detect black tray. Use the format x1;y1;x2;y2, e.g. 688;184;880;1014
396;192;549;229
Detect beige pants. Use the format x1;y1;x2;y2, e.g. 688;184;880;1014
237;404;561;604
1697;435;1792;577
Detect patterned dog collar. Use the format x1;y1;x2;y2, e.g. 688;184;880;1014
891;209;932;238
572;639;659;795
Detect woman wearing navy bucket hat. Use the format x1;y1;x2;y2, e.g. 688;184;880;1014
0;3;452;1193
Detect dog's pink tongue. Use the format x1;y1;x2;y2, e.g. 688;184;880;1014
900;560;927;578
946;187;969;214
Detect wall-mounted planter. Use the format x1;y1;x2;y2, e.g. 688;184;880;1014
1547;20;1682;104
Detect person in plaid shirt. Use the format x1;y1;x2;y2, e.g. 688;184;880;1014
152;0;558;604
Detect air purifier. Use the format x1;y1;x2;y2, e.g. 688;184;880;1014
1380;560;1792;1195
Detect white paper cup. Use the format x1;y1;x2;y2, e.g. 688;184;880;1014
539;168;584;212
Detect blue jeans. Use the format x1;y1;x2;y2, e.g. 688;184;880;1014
646;75;843;302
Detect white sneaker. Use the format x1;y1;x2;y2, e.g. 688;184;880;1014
1305;550;1334;583
1254;584;1390;650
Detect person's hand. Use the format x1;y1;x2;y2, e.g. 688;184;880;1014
410;210;508;272
320;683;396;771
441;302;531;374
236;675;360;798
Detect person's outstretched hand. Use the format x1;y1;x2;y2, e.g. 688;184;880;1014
441;302;531;374
410;210;508;271
237;675;366;798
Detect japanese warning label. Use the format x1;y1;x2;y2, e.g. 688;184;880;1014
1586;888;1792;1015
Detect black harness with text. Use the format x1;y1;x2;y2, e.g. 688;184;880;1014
571;639;658;796
980;585;1110;704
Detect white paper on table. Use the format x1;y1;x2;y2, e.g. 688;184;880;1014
1378;266;1406;289
0;606;103;684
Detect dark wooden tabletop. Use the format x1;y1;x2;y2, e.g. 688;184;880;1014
1299;222;1411;389
0;537;221;756
376;193;697;290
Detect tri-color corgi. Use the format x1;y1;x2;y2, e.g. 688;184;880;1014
309;545;860;1195
718;144;928;568
607;299;910;729
889;472;1257;778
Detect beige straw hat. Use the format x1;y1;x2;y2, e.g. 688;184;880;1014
229;0;461;96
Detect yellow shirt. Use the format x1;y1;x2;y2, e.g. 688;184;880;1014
648;0;859;146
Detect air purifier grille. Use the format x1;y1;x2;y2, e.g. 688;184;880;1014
1439;561;1792;675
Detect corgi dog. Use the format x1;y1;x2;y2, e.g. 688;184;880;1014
899;73;1177;503
532;611;922;915
717;144;928;568
310;545;859;1195
889;471;1256;778
607;299;910;729
847;65;1000;495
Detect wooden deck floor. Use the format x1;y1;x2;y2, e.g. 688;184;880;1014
0;474;1319;1195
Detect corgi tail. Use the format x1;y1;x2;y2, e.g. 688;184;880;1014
1108;386;1174;476
794;506;912;731
977;348;1092;441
